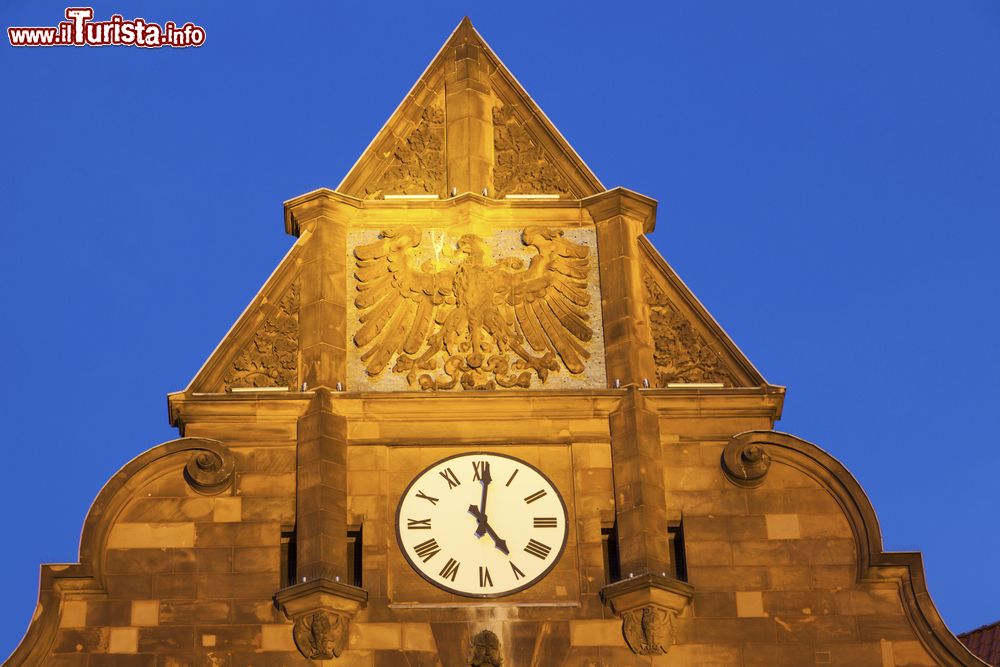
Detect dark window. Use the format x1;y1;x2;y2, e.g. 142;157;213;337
280;529;297;587
347;527;363;587
281;527;362;588
667;522;687;582
601;524;621;584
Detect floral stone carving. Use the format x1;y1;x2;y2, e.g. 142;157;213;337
352;227;595;390
622;605;674;656
468;629;503;666
492;103;572;197
223;282;299;391
366;100;445;199
643;271;737;386
292;610;349;660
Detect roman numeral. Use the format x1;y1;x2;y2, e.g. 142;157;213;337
479;566;493;588
472;461;486;481
506;468;519;487
524;489;547;504
439;467;461;489
509;560;526;580
439;558;460;582
524;539;552;560
415;490;439;506
407;518;432;530
534;517;558;528
413;538;441;562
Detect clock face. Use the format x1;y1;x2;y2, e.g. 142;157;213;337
395;451;569;598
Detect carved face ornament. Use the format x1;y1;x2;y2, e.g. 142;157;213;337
468;629;503;666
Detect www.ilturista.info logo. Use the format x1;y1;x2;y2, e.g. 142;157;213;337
8;7;205;48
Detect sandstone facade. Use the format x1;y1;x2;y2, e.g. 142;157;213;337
5;18;983;667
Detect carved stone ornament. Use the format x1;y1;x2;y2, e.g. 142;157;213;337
601;573;693;658
223;282;299;390
643;271;737;387
366;99;445;199
275;578;367;662
722;438;772;488
183;446;235;495
492;103;572;197
292;610;349;660
468;629;503;666
353;227;593;390
622;605;674;656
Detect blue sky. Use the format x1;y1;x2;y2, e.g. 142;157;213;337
1;0;998;657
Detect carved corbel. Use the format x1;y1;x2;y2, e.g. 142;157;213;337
721;436;772;488
600;573;693;656
274;579;368;661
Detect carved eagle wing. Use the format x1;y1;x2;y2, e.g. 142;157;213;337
353;228;453;375
505;227;592;374
621;610;644;654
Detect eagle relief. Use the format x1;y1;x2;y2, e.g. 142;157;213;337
349;226;605;390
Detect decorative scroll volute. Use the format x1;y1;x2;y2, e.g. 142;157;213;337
350;227;604;390
722;436;773;488
223;282;300;391
183;443;236;495
643;271;738;387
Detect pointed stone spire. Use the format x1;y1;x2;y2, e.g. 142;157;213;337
336;17;604;200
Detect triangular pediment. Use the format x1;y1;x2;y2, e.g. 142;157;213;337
179;22;766;398
639;237;766;387
337;18;604;200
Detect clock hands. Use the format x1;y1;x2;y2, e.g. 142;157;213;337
468;461;509;554
467;506;510;555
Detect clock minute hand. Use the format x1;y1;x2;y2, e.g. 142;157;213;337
467;505;510;555
475;461;492;536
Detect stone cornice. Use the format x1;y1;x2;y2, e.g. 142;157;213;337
167;386;784;433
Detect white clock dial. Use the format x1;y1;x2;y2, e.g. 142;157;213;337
395;451;569;598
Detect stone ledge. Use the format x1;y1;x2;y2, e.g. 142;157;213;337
274;578;368;620
600;573;693;617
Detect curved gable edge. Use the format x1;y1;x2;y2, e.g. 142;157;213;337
724;430;986;667
4;437;234;667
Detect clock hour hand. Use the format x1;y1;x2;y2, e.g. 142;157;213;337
467;505;509;555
